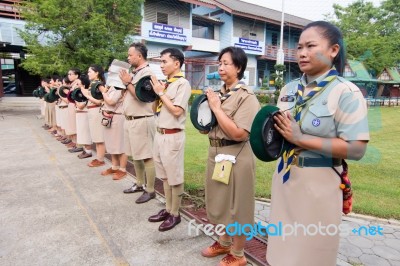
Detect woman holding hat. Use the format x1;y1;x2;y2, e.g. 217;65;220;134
64;68;80;150
267;21;369;266
200;46;260;266
81;65;106;168
98;84;127;180
74;75;93;159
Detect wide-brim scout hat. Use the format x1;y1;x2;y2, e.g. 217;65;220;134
190;94;217;131
58;86;69;98
90;81;104;100
250;105;288;162
135;75;157;103
38;87;46;98
43;93;56;103
67;90;75;103
32;89;39;98
47;88;59;102
71;88;88;102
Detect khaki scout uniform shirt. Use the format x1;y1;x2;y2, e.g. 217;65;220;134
154;78;192;129
122;65;154;116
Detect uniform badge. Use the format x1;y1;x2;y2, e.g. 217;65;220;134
312;118;321;127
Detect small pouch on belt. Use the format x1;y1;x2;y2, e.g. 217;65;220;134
211;154;236;185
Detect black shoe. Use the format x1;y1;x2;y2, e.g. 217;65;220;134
135;191;156;204
148;209;170;222
159;214;181;231
123;184;145;194
69;147;83;153
61;139;71;144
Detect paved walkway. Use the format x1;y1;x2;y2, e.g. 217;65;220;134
1;107;399;266
255;201;400;266
0;110;226;266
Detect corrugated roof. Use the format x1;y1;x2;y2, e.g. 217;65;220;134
192;13;224;25
387;68;400;82
179;0;311;28
346;59;376;82
214;0;311;28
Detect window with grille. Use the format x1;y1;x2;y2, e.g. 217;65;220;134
157;12;168;24
272;32;278;46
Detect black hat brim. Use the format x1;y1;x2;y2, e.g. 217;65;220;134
71;88;88;102
90;81;104;100
135;75;157;103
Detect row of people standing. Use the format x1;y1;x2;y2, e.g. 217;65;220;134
39;20;369;266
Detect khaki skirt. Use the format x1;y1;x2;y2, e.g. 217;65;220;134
205;141;255;226
65;103;76;135
267;161;342;266
76;111;92;145
87;107;104;143
104;114;124;154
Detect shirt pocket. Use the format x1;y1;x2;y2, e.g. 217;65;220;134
301;104;336;138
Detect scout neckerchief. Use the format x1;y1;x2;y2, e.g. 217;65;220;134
155;72;184;115
132;63;149;76
278;68;339;183
219;81;245;102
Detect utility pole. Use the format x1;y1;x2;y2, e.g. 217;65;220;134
277;0;285;65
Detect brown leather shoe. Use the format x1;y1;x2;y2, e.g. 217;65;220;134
78;151;92;159
135;191;156;204
112;170;126;180
159;214;181;232
201;241;231;257
148;209;170;222
218;254;247;266
87;159;105;167
101;167;117;176
61;139;71;144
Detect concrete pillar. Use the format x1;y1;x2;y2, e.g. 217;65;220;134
0;59;3;98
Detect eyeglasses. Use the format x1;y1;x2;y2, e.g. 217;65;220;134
218;62;234;67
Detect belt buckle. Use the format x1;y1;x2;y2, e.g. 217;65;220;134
158;128;165;134
209;139;221;147
298;157;305;168
292;155;305;168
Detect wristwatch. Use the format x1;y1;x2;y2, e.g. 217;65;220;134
157;91;165;97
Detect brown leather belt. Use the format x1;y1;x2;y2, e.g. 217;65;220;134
209;139;242;147
291;155;342;168
157;127;182;134
103;110;122;115
125;115;154;120
76;110;88;113
87;105;100;109
58;105;68;109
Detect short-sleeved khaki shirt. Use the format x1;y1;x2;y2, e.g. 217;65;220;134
123;66;154;116
277;74;370;141
208;84;260;139
155;78;192;129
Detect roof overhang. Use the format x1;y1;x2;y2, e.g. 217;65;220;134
192;14;224;25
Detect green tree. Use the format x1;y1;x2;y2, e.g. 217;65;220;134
18;0;143;76
331;0;400;74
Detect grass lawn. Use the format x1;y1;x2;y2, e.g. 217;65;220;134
184;107;400;220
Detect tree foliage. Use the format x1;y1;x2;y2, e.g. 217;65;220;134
18;0;143;76
331;0;400;74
